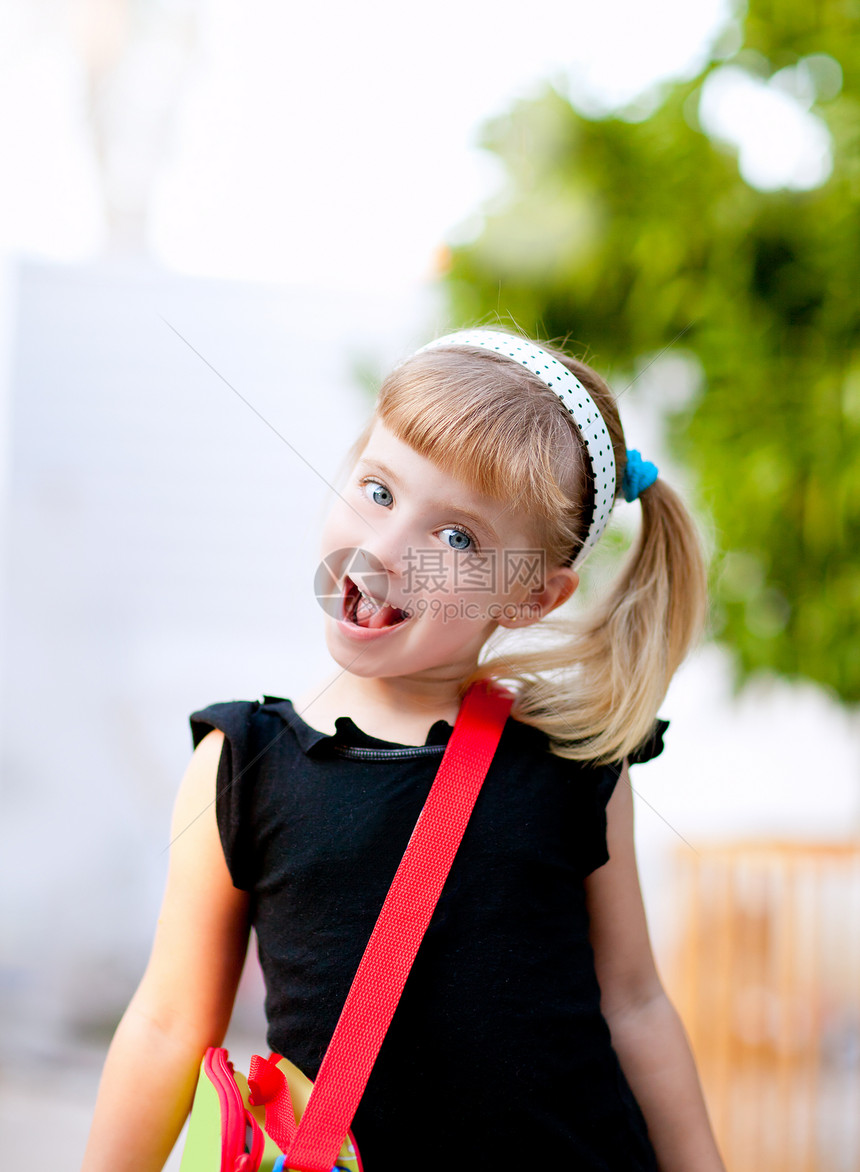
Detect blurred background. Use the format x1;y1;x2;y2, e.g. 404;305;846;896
0;0;858;1167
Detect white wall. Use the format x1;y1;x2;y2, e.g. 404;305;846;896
0;257;438;1056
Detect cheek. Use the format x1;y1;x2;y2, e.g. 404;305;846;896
319;499;357;555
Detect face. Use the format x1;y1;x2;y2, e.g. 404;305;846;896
317;419;578;685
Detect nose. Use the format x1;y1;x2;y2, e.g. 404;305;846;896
359;529;404;581
355;511;415;583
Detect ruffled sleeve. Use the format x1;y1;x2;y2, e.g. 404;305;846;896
581;718;670;876
581;765;620;877
189;700;263;891
628;717;670;766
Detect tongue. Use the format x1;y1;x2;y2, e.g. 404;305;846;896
355;594;399;628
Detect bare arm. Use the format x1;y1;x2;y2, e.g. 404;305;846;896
585;762;726;1172
81;730;251;1172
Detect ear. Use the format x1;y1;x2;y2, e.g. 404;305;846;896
496;566;579;629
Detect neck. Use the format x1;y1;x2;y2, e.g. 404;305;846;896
300;669;475;727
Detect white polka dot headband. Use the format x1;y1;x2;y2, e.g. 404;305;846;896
417;329;618;567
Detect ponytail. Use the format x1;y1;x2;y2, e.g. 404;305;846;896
464;473;708;765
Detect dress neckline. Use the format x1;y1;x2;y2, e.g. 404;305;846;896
260;696;455;754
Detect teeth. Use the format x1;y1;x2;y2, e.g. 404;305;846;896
344;574;411;628
357;585;379;609
345;577;382;626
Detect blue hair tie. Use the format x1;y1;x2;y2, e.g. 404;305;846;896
622;449;659;502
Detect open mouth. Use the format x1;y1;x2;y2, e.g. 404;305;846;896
342;575;411;629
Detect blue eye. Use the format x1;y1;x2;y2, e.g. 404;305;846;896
441;527;474;552
363;479;393;507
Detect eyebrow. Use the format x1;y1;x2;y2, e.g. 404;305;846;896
357;457;502;544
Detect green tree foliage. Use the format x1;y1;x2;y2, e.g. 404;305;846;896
445;0;860;702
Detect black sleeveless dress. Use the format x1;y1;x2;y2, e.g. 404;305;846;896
189;695;667;1171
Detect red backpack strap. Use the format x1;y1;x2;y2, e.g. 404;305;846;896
247;1052;297;1152
284;679;514;1172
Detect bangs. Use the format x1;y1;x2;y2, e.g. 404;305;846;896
375;349;582;521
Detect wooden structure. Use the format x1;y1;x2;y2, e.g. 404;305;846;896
667;840;860;1172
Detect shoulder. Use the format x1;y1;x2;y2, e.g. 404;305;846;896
189;696;300;764
519;716;670;774
172;724;228;840
516;715;668;878
189;698;267;750
502;718;590;793
586;715;670;821
508;718;616;807
189;697;299;891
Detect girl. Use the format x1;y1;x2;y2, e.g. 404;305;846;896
82;328;725;1171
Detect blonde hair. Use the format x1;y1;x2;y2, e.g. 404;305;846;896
345;334;708;764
